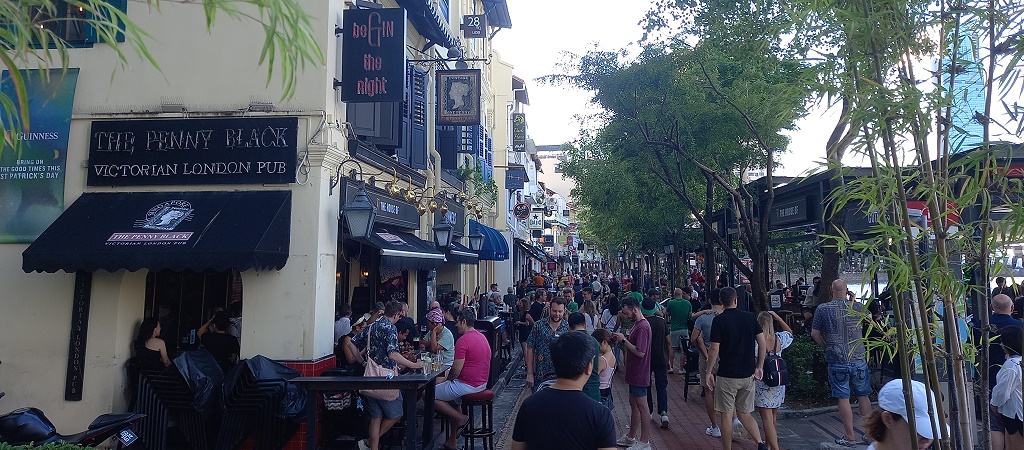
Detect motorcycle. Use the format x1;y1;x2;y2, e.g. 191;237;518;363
0;407;145;447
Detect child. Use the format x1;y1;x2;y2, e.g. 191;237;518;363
592;329;618;409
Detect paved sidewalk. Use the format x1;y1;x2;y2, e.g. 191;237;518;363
488;362;872;450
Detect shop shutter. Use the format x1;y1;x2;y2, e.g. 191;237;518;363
407;65;428;170
437;125;459;170
85;0;127;43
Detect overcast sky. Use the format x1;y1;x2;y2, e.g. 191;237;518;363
490;0;834;179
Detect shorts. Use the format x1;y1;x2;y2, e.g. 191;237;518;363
1001;413;1024;436
699;354;719;388
991;409;1006;432
365;393;404;419
629;384;649;397
600;387;614;409
670;330;688;350
714;375;755;414
435;379;485;403
827;362;872;399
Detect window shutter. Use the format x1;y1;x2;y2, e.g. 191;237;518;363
437;125;459;170
85;0;127;43
458;126;474;154
484;133;493;183
407;65;428;170
347;102;381;137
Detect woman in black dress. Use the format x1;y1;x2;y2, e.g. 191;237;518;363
135;317;171;372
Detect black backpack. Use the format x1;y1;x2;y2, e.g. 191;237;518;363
762;336;788;387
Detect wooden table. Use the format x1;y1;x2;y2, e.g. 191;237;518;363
292;370;445;450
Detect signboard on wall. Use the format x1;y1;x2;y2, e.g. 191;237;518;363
528;212;543;229
87;117;298;186
437;70;482;125
340;8;406;103
511;113;526;152
461;15;486;38
0;68;78;243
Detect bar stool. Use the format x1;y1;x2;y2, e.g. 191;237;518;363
461;389;495;450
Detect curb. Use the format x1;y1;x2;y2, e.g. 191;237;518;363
491;349;523;398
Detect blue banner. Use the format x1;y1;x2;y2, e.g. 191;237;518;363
0;68;79;243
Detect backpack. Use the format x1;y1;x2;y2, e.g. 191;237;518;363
762;336;788;387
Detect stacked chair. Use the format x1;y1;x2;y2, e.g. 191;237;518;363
133;352;302;450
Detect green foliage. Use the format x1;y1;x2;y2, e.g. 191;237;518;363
782;334;831;402
0;0;324;152
0;444;95;450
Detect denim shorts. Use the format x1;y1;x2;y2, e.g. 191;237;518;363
827;362;872;399
600;388;614;409
365;393;404;419
629;384;649;397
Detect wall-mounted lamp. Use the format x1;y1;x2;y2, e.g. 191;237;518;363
469;229;485;252
331;158;377;239
159;97;187;113
433;221;454;249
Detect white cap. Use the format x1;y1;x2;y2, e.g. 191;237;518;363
877;379;949;440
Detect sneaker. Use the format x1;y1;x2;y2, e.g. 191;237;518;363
706;425;722;437
660;413;669;428
651;411;663;426
617;434;638;447
357;439;370;450
668;368;675;374
834;437;855;447
626;441;652;450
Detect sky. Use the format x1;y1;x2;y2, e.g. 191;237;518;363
489;0;1022;185
490;0;834;181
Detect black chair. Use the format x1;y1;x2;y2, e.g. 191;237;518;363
682;348;700;402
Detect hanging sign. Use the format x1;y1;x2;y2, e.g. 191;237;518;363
340;8;406;103
511;113;526;152
529;212;543;229
437;70;482;125
506;168;526;190
513;202;530;220
0;68;79;243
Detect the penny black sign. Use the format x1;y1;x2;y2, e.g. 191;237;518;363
88;117;298;186
340;8;406;103
511;113;526;152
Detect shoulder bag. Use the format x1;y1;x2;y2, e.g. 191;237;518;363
360;328;400;401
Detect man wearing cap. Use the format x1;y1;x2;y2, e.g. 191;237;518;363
812;279;872;446
568;311;602;402
642;297;672;428
613;295;653;450
422;308;455;366
435;308;492;450
864;379;949;450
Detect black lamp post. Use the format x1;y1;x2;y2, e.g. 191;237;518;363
343;182;376;239
433;221;454;249
664;243;676;291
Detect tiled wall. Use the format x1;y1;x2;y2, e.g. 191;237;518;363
240;355;336;450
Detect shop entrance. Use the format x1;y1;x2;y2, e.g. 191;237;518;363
145;269;243;352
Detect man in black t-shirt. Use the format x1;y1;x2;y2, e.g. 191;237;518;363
511;331;616;450
706;287;767;450
199;313;240;372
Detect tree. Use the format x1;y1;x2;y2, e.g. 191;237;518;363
1;0;324;150
547;41;810;312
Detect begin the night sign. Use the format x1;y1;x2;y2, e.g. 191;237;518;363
341;8;406;103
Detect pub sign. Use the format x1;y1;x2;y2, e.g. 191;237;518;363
437;70;482;126
88;117;297;186
340;8;406;103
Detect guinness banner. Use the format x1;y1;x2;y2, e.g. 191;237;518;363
0;68;79;243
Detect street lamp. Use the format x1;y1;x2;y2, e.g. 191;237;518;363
343;182;376;239
433;221;454;249
469;229;485;252
664;243;676;291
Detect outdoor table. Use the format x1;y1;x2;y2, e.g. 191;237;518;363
292;369;445;450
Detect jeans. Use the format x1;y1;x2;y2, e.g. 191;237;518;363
647;363;669;414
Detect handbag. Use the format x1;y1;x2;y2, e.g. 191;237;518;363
360;332;400;401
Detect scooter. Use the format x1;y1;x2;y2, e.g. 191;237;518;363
0;407;145;447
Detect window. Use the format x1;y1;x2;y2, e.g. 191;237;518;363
145;269;242;352
28;0;126;47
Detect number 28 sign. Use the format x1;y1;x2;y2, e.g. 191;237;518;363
462;15;486;38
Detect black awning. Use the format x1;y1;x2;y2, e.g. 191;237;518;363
446;241;478;265
23;191;291;273
515;238;545;262
355;227;446;270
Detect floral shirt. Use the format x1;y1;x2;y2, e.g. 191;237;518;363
352;316;400;370
526;317;570;380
